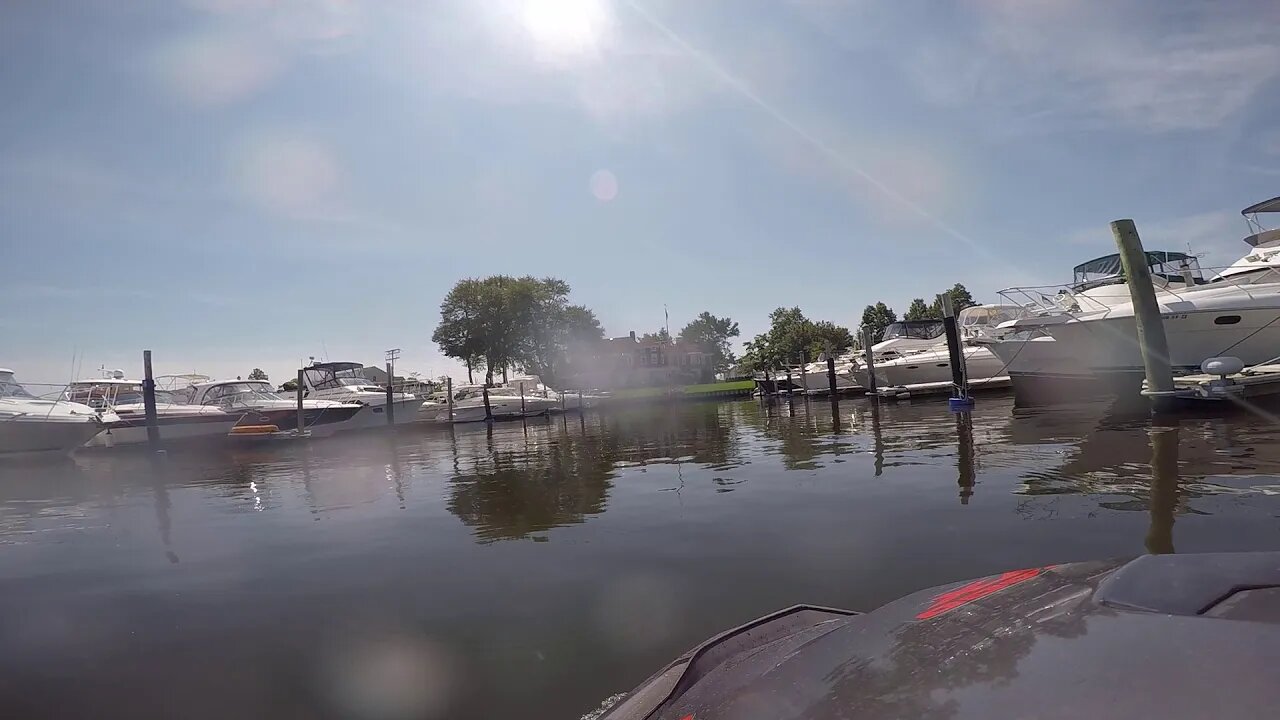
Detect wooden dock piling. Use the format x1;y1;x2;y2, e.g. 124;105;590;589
296;368;306;436
142;350;160;448
941;294;971;408
446;377;454;421
826;354;838;397
385;361;395;425
861;327;878;396
1112;218;1175;412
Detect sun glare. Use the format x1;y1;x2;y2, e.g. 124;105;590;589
521;0;606;56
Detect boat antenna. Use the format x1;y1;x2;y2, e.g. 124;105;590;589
321;340;330;361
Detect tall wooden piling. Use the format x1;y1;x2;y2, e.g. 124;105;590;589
385;362;396;425
1112;219;1175;412
446;377;454;421
519;382;526;416
800;351;811;395
142;350;160;447
826;354;838;397
861;327;878;396
296;368;306;435
941;295;970;406
482;385;493;422
785;367;793;396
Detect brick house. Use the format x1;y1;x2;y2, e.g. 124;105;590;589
560;331;710;390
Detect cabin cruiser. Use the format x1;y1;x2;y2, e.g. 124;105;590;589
65;371;243;447
168;378;363;436
0;369;107;455
977;249;1210;404
301;361;424;429
857;305;1021;390
426;383;559;423
786;353;863;395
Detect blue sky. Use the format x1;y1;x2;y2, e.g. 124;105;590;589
4;0;1279;385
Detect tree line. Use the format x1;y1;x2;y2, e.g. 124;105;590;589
432;276;740;385
858;283;977;345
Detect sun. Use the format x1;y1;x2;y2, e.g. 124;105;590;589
521;0;607;56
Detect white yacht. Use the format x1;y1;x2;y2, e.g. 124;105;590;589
867;319;948;362
789;354;864;395
426;383;559;423
0;369;107;456
66;372;244;447
857;306;1021;390
301;362;424;429
981;201;1280;404
170;378;364;437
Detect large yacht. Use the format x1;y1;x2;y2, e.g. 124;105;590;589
0;369;107;455
169;377;364;436
981;200;1280;404
425;382;559;423
301;361;424;429
857;305;1021;390
66;371;244;447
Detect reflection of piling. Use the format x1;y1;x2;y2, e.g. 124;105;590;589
142;350;160;448
861;327;878;396
1146;425;1179;554
956;411;975;504
870;401;884;476
296;368;306;435
1113;219;1174;413
829;396;841;432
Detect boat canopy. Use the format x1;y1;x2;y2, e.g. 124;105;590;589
1072;251;1202;288
304;361;372;391
1242;196;1280;216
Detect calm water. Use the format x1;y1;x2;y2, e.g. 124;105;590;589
4;395;1280;718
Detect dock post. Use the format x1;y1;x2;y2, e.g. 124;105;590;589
296;368;306;435
941;294;972;410
520;382;526;416
785;366;793;396
446;376;454;421
1112;219;1175;412
385;362;395;426
801;350;810;395
142;350;160;448
861;327;878;396
482;385;493;422
826;353;838;397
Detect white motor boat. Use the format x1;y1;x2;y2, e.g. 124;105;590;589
789;354;864;395
66;371;244;447
982;202;1280;404
0;369;107;456
859;305;1021;390
301;361;425;429
430;383;559;423
169;378;364;437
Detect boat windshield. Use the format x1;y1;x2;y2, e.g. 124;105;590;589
881;321;945;341
68;383;176;407
305;364;374;391
0;380;35;399
1073;251;1204;290
202;382;282;406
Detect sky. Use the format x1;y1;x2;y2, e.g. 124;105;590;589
4;0;1279;385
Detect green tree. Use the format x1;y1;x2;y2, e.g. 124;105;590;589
929;283;977;317
278;378;298;392
640;328;671;344
859;302;898;344
810;320;854;358
903;298;934;321
433;275;604;387
248;368;268;381
678;312;740;378
432;278;490;384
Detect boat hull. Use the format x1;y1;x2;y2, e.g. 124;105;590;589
0;419;103;456
88;412;244;447
332;397;427;430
